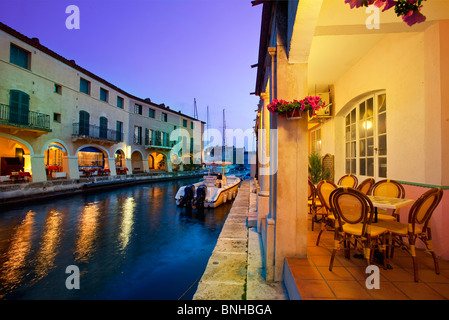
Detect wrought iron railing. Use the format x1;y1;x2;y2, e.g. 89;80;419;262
73;123;123;142
144;136;176;148
0;103;51;131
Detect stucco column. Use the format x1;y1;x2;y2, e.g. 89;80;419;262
107;158;117;176
25;155;46;182
257;92;271;231
64;156;80;179
270;44;309;281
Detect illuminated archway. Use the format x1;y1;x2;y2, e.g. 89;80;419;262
0;135;32;175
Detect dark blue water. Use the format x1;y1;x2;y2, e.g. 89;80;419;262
0;178;233;300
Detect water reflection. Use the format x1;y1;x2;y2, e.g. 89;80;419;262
0;178;233;299
33;210;62;283
75;203;100;263
119;197;135;251
0;211;35;297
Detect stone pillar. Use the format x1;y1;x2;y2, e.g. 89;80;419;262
64;156;80;179
107;158;117;176
257;92;271;232
25;155;46;182
270;45;309;281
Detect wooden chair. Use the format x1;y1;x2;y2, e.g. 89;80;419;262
371;179;405;221
315;180;337;245
308;178;323;231
357;178;375;195
329;187;388;271
338;174;358;188
378;188;443;282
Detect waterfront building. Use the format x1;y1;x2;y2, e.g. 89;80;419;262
0;22;204;182
253;0;449;282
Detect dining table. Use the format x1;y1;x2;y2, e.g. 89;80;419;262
368;195;414;223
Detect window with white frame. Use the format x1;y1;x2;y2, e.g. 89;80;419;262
344;93;387;179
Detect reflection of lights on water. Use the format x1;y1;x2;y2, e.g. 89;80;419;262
119;197;135;251
75;203;100;263
0;211;35;294
33;210;62;283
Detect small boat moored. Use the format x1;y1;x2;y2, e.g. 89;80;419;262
175;162;240;209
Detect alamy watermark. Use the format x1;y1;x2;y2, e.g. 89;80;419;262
65;265;80;290
366;5;380;30
66;5;80;30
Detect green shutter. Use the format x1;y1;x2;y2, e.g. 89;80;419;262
79;111;90;135
9;90;29;125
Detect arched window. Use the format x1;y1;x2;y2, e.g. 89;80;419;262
345;92;387;179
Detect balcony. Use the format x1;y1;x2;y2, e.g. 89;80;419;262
72;123;123;144
0;103;52;135
144;136;176;150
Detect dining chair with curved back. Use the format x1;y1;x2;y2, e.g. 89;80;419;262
315;180;338;245
308;178;323;231
357;178;375;195
378;187;443;282
338;174;358;188
329;187;388;271
371;179;406;221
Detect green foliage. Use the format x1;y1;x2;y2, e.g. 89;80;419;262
308;152;330;184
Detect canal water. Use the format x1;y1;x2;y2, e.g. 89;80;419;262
0;177;234;300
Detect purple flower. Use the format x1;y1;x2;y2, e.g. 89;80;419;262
382;0;397;11
402;8;426;26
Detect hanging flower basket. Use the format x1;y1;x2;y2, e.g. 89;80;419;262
267;96;326;120
286;108;303;120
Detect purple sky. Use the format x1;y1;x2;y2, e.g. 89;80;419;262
0;0;262;144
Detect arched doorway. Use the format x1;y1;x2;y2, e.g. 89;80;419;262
115;149;126;174
0;135;31;177
149;152;167;171
131;150;143;173
77;146;107;177
44;142;67;178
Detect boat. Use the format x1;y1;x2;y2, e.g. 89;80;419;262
175;162;240;208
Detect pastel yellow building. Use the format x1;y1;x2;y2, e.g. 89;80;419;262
0;22;204;182
253;0;449;282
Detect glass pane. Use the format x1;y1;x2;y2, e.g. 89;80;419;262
379;134;387;156
359;121;366;139
346;142;350;157
360;158;366;176
351;109;356;124
351;141;356;157
345;126;350;141
367;158;374;176
367;98;373;117
367;117;373;137
346;160;351;174
367;137;374;156
378;113;386;135
359;139;366;157
379;157;387;178
351;159;356;174
345;115;350;126
378;94;386;113
359;102;365;121
350;124;356;140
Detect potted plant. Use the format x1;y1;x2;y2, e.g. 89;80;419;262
267;96;326;120
308;152;330;184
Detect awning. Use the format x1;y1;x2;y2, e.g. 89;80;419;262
80;146;102;153
47;144;67;153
